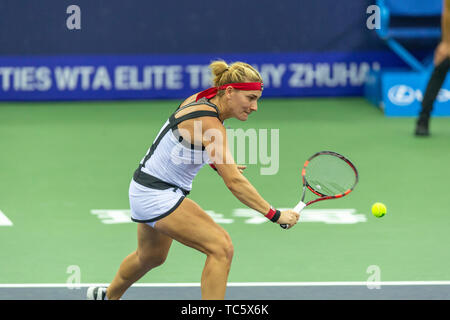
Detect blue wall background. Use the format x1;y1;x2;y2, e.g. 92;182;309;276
0;0;419;55
0;0;439;100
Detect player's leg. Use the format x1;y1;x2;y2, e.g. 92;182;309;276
154;197;234;300
415;57;450;136
106;223;173;300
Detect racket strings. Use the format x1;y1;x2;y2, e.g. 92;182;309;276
305;154;357;196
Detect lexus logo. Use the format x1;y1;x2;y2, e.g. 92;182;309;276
387;85;416;106
437;88;450;102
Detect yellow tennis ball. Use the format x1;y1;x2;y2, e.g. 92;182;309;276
371;202;386;218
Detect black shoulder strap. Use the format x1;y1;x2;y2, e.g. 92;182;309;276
174;97;220;117
139;98;220;168
170;110;219;126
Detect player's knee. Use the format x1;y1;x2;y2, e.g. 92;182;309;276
151;254;168;268
211;234;234;264
222;238;234;262
224;241;234;263
224;233;234;262
137;250;167;269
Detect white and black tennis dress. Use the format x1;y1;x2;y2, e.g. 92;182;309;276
129;98;220;227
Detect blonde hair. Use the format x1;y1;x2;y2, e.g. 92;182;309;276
209;60;263;94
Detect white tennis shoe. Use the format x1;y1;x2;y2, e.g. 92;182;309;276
86;287;107;300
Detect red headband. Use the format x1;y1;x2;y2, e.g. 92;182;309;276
196;82;263;101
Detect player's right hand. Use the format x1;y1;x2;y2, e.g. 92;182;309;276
277;210;300;229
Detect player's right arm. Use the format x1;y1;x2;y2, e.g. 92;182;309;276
201;117;299;227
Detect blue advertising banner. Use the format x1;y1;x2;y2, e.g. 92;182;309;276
381;71;450;117
0;52;408;101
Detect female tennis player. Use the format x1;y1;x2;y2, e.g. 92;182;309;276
87;60;300;300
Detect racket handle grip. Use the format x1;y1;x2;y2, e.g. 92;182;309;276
293;201;306;213
280;201;306;229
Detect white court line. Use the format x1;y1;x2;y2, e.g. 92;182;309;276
1;281;450;288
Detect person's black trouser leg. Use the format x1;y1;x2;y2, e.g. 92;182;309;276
418;58;450;122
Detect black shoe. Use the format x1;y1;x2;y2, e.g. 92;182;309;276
415;118;430;136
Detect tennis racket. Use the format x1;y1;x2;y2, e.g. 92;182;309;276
280;151;358;229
